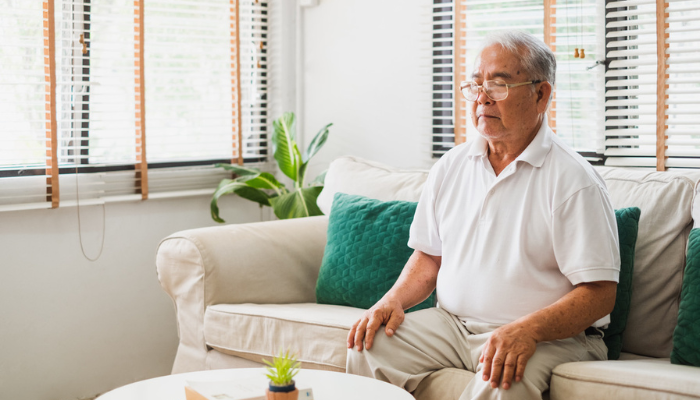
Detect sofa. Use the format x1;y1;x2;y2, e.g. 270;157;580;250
156;155;700;399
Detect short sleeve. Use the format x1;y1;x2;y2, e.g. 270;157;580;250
408;159;447;256
552;184;621;285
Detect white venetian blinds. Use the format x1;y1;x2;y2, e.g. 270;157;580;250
604;0;700;169
144;0;268;195
0;0;269;210
664;0;700;168
0;1;57;209
441;0;606;157
431;0;456;157
454;0;546;144
545;0;605;154
55;0;144;203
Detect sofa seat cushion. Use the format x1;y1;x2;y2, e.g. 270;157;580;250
203;303;364;372
550;358;700;399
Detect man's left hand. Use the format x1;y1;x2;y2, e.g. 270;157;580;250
479;322;538;390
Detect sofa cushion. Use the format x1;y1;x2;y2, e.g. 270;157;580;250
550;358;700;400
595;167;700;358
602;207;641;360
316;193;436;311
203;303;363;371
672;228;700;367
317;155;428;215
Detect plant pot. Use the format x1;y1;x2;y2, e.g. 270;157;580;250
265;388;298;400
266;380;298;400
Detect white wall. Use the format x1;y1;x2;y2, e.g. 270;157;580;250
299;0;436;180
0;196;269;400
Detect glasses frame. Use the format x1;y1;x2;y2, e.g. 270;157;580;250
460;79;543;102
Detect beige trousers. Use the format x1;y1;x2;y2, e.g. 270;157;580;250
346;307;608;400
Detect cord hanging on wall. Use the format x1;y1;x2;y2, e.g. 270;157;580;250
75;171;106;262
73;103;105;262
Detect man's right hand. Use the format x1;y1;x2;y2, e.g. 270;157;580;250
347;297;405;351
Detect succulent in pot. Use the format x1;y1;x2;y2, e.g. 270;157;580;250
264;349;301;400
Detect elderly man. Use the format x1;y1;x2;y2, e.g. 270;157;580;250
345;31;620;400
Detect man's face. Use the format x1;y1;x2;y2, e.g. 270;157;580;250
469;44;548;142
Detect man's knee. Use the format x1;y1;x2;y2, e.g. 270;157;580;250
346;328;393;376
462;370;542;400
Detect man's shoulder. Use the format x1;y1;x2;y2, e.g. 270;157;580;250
430;140;477;172
546;134;606;190
541;135;610;210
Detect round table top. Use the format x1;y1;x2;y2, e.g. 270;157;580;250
96;368;414;400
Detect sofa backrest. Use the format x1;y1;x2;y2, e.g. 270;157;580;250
318;156;700;359
595;167;700;358
317;156;427;214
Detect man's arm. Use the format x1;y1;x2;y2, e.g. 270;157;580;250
481;280;617;390
347;249;441;351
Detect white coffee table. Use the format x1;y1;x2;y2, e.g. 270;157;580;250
96;368;414;400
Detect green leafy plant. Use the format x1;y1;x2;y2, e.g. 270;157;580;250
264;349;301;386
211;112;332;222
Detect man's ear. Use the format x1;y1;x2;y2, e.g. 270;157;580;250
536;81;553;114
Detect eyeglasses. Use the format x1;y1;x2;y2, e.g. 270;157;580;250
460;79;543;102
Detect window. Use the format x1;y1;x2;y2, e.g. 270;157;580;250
0;0;268;210
434;0;700;171
434;0;603;160
431;0;456;158
604;0;700;169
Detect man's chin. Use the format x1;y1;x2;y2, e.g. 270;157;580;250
477;126;505;140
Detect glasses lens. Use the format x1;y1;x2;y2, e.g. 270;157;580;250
461;82;478;101
484;81;507;101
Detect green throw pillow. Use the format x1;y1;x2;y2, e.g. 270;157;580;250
315;193;436;312
671;228;700;367
601;207;641;360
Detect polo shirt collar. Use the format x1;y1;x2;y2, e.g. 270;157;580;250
466;120;553;168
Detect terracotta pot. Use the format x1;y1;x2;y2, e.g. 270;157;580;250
265;388;298;400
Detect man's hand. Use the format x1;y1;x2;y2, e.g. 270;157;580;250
347;298;404;351
479;322;538;390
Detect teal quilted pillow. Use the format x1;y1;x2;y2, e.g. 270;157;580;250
601;207;641;360
671;228;700;367
315;193;436;312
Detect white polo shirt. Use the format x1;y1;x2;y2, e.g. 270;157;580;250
408;122;620;327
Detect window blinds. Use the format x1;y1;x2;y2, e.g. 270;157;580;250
664;0;700;168
604;0;700;169
438;0;605;158
144;0;268;195
55;0;145;204
455;0;546;145
0;0;269;210
432;0;456;157
0;1;56;210
545;0;605;155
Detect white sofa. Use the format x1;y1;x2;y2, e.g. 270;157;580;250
156;155;700;399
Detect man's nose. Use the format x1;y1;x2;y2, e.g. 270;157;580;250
475;87;493;104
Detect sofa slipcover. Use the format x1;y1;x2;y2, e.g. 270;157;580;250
157;156;700;400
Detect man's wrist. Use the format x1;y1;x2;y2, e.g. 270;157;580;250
511;319;544;344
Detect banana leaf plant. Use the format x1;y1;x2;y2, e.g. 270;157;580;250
211;112;332;222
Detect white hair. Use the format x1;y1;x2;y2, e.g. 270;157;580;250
478;31;557;87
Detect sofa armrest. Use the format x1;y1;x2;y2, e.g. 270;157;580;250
155;215;328;372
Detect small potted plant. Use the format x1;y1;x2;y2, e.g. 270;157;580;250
264;349;301;400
